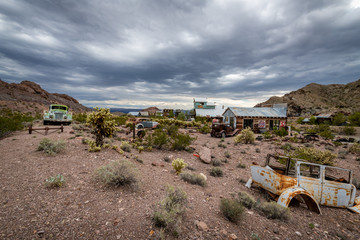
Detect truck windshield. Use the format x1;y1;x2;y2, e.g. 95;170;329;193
51;106;67;110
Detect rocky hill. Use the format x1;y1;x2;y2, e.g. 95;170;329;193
0;80;89;113
255;79;360;116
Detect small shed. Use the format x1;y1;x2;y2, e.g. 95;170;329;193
223;104;287;132
128;112;140;116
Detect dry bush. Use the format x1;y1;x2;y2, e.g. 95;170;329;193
37;138;66;155
45;174;65;188
349;143;360;155
234;127;255;144
209;167;223;177
153;186;187;237
259;202;290;221
180;172;206;187
220;198;245;223
292;147;337;165
236;191;256;209
94;160;139;190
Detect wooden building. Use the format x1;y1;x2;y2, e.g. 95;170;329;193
222;104;287;132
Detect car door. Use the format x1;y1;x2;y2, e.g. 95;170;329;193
320;166;353;207
297;162;323;203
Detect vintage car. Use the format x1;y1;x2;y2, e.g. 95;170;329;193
210;123;240;138
246;154;360;214
43;104;72;125
134;118;159;130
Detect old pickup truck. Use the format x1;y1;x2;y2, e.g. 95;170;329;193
246;154;360;214
43;104;72;125
210;123;240;138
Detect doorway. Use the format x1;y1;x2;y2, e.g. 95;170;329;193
243;119;253;129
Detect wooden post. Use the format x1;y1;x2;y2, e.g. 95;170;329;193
29;124;32;134
133;122;135;140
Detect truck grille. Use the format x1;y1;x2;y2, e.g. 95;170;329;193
54;113;64;120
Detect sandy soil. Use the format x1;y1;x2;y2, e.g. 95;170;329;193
0;123;360;240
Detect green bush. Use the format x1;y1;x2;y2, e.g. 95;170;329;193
332;113;347;126
292;147;336;165
349;143;360;155
171;158;187;175
37;138;66;155
153;186;187;236
220;198;244;223
113;115;128;126
45;174;65;188
210;167;223;177
343;126;356;135
72;112;88;123
180;172;206;187
152;128;170;149
281;143;295;152
0;109;36;139
348;112;360;126
236;191;256;209
235;127;255;144
212;159;222;166
297;117;305;124
87;108;116;147
171;132;193;150
120;141;131;152
274;127;288;137
262;131;272;139
259;202;290;221
237;162;246;168
199;124;211;134
94;160;139;190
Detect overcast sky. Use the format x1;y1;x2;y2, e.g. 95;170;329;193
1;0;360;109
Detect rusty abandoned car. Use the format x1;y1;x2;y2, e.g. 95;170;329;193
210;123;240;138
246;154;360;214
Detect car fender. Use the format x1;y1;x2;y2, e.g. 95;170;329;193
277;187;321;214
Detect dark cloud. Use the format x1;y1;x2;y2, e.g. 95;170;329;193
0;0;359;108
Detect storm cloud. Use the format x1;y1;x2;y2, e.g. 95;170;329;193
1;0;360;109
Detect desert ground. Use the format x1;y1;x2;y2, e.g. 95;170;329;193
1;122;360;240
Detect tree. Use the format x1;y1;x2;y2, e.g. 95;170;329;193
332;113;346;126
177;112;186;121
87;108;116;146
349;112;360;126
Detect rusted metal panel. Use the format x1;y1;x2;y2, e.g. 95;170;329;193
277;187;321;214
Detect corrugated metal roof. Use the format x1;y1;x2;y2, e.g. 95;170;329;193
196;105;226;117
128;112;139;116
226;107;287;118
316;113;332;118
194;98;207;102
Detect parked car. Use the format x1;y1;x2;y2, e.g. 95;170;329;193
210;123;240;138
43;104;72;125
246;154;360;214
134;118;159;130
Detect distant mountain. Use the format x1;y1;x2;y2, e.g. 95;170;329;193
0;80;89;113
255;79;360;117
110;108;143;113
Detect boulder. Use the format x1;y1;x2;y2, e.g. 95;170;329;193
199;147;211;164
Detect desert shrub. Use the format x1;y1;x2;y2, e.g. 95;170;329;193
218;142;227;148
113;115;128;126
87;108;116;147
94;160;139;190
237;162;246;168
338;150;347;159
332;113;347;126
152;128;170;149
210;167;223;177
120;141;131;152
348;112;360;126
309;116;316;125
37;138;66;155
256;148;260;153
45;174;65;188
235;127;255;144
0;109;36;138
134;156;143;163
273;127;288;137
224;151;231;158
343;126;356;135
333;141;342;147
281;143;295;152
259;202;290;221
171;132;194;150
163;156;172;162
212;159;222;166
180;172;206;187
220;198;244;223
296;117;305;124
137;146;144;153
262;131;272;139
177;112;186;121
199;124;211;134
349;143;360;155
153;186;187;236
72;112;88;123
236;191;256;209
171;158;187;175
292;147;336;166
88;140;101;152
352;179;360;189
